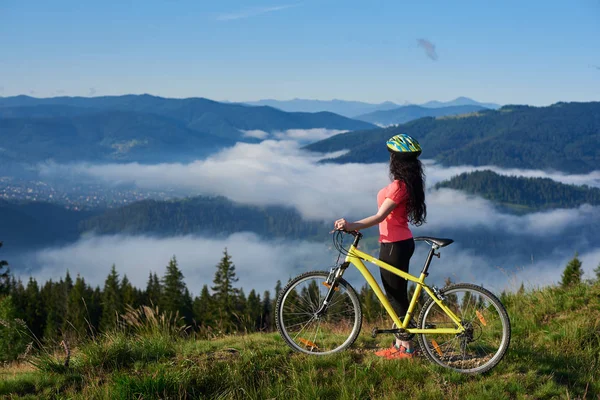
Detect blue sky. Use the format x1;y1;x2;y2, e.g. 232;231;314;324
1;0;599;105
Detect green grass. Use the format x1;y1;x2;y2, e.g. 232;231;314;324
2;282;600;399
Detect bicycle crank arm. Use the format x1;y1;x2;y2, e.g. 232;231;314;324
371;327;406;338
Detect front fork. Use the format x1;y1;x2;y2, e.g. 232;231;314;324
315;263;348;317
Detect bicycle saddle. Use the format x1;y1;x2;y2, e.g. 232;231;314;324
414;236;454;247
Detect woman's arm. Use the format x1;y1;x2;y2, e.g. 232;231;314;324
334;198;397;231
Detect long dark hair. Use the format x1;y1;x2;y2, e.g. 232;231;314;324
389;153;427;226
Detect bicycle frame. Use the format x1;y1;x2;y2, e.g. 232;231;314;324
341;243;465;335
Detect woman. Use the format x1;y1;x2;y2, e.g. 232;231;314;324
333;133;426;360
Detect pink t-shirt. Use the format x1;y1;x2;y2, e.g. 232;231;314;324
377;180;412;243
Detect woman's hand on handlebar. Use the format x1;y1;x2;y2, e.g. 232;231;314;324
332;218;356;232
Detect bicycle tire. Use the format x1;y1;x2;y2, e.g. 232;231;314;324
417;283;511;374
276;271;362;355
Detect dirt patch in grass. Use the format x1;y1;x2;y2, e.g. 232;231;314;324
0;362;36;378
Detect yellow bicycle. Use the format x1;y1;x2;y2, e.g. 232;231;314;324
275;231;511;374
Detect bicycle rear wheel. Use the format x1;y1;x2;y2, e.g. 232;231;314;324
276;271;362;355
417;283;511;374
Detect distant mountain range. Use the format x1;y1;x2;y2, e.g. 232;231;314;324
243;99;400;118
355;105;486;126
420;96;501;110
306;102;600;174
0;95;374;163
243;97;500;117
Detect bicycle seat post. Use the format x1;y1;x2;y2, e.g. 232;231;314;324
420;243;439;278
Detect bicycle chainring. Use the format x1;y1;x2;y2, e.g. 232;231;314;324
392;321;416;341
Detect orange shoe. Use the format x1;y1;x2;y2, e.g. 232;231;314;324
385;346;416;360
374;342;401;358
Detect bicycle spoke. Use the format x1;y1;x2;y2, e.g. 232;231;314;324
292;316;317;341
418;284;510;374
277;272;361;355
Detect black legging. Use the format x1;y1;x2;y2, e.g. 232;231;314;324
379;238;415;319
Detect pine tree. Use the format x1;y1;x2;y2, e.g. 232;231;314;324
182;287;194;324
593;262;600;281
64;271;74;293
0;242;10;296
561;253;583;287
245;290;262;332
211;248;239;332
65;275;90;338
145;272;162;306
121;275;136;307
262;290;272;331
8;277;26;319
160;256;192;324
0;295;29;362
88;286;103;334
42;280;65;341
193;284;214;328
24;277;44;339
235;288;247;330
274;280;282;301
100;265;122;331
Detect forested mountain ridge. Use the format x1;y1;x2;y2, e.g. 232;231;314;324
0;110;229;163
243;98;400;117
0;199;96;249
435;170;600;211
242;97;499;116
420;96;500;109
306;102;600;174
0;196;329;250
0;94;375;139
80;196;329;238
355;104;486;125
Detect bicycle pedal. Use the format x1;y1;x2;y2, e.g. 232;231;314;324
371;327;379;338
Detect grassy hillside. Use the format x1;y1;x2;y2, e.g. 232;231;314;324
306;102;600;174
1;281;599;399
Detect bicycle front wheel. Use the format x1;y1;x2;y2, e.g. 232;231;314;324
417;283;511;374
276;271;362;355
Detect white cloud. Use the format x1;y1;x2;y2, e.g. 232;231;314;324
16;233;600;299
241;128;348;144
20;233;333;296
216;4;299;21
39;140;372;220
400;242;600;295
424;188;600;236
242;130;270;139
37;142;600;237
423;160;600;188
272;128;347;144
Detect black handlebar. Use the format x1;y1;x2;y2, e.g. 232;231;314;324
334;229;362;238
